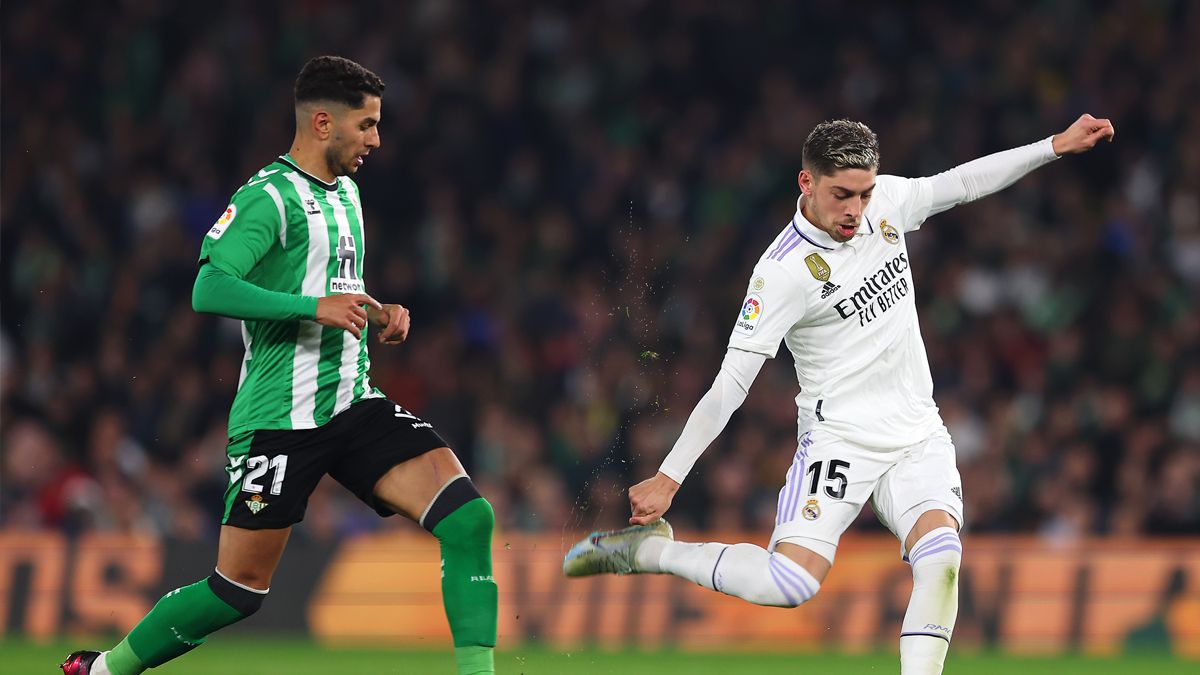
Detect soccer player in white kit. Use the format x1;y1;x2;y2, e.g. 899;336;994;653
565;114;1114;674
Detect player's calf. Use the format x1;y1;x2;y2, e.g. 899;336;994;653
62;571;267;675
900;527;962;675
421;474;497;675
651;541;822;608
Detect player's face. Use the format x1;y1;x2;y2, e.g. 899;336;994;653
798;168;876;242
326;95;381;177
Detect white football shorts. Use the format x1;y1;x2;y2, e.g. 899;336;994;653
768;426;965;564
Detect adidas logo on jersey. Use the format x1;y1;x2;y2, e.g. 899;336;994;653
820;281;841;299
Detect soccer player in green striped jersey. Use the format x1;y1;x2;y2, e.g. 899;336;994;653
62;56;497;675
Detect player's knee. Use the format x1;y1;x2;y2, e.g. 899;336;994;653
756;551;821;608
421;475;492;543
453;497;495;542
207;571;268;617
908;527;962;584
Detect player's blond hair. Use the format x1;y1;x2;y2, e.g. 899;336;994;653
802;120;880;177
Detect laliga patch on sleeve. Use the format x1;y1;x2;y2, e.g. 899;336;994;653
734;294;764;335
207;204;237;239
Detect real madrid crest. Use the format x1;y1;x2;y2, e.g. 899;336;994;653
804;253;831;281
753;276;765;291
802;499;821;520
880;219;900;245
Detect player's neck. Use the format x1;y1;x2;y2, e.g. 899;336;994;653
799;195;818;227
287;143;336;183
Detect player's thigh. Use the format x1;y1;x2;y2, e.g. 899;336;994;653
216;525;291;589
904;509;960;553
872;429;964;557
770;430;897;566
327;398;464;521
372;447;467;520
222;427;336;530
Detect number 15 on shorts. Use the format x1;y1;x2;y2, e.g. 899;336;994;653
807;459;850;499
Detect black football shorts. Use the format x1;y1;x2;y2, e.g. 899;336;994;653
221;398;448;529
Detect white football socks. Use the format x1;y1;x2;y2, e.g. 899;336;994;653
899;527;962;675
89;652;113;675
637;539;820;607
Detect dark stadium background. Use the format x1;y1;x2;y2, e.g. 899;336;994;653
2;0;1198;668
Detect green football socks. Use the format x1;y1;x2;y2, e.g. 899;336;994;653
106;575;258;675
433;497;498;675
103;497;496;675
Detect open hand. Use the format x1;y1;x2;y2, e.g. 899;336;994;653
1052;114;1115;155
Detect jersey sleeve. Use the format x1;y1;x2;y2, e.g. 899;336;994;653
875;174;936;233
726;261;808;357
198;184;284;278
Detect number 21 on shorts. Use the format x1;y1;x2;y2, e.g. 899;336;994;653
230;454;289;495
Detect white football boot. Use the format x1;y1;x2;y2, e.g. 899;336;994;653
563;519;673;576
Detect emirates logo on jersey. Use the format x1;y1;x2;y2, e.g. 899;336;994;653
833;253;910;327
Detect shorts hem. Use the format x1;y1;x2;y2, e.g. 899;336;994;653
769;534;838;565
896;499;964;555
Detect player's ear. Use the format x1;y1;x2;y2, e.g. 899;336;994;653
798;169;813;197
311;109;333;141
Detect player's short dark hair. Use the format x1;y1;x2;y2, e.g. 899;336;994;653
802;120;880;177
294;56;385;109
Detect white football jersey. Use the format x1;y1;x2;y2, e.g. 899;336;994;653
728;174;944;448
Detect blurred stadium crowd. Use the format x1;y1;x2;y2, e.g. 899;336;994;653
2;0;1198;543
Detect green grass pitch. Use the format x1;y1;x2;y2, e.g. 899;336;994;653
5;638;1194;674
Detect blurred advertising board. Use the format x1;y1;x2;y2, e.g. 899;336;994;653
2;530;1197;656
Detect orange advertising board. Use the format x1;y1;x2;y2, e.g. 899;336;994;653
2;530;1198;656
306;531;1200;656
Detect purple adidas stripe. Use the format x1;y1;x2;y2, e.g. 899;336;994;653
766;559;800;606
774;234;806;261
902;530;960;562
776;460;800;525
909;543;962;566
908;531;959;560
770;554;816;599
776;435;808;524
767;229;798;261
768;557;804;602
783;433;814;522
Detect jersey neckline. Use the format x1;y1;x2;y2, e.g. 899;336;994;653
278;154;340;191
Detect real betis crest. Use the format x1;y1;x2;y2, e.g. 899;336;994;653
804;253;831;281
245;494;268;515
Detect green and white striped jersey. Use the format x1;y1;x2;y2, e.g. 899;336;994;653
200;155;383;437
